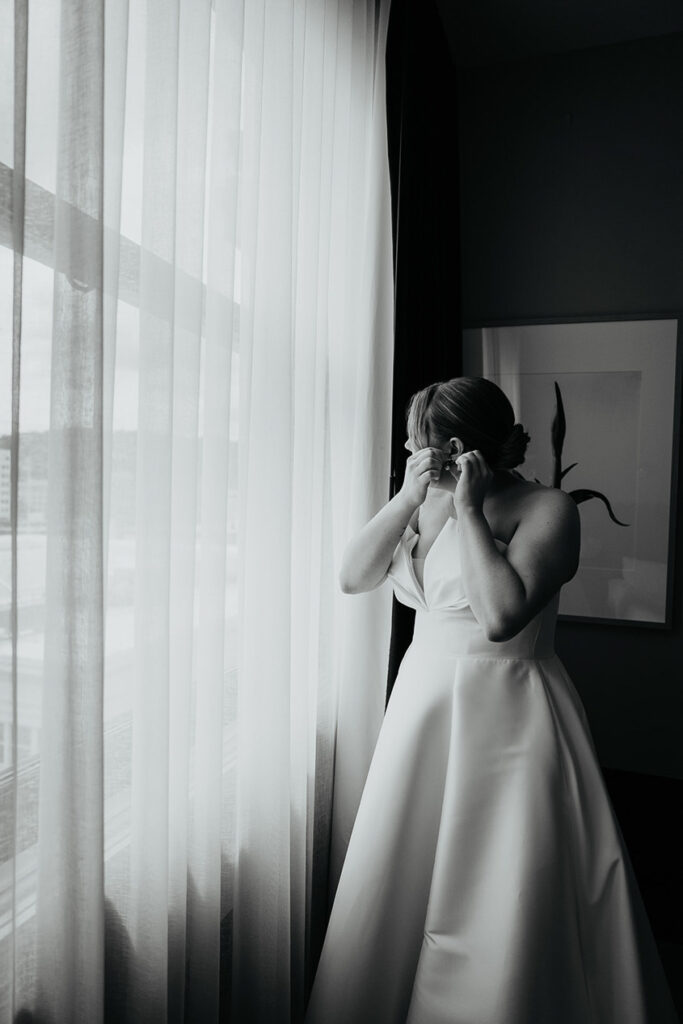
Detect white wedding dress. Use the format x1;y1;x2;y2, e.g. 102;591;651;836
304;515;679;1023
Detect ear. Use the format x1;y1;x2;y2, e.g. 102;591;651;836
448;436;465;460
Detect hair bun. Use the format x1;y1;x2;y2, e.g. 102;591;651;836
493;422;530;469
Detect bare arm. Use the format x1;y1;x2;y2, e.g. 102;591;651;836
339;492;419;593
453;452;580;641
458;495;579;640
339;446;445;594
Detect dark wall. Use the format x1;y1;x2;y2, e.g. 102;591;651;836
457;33;683;779
458;33;683;322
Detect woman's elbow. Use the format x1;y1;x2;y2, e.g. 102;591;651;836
484;614;518;643
485;625;510;643
339;566;365;593
339;573;358;594
338;569;385;594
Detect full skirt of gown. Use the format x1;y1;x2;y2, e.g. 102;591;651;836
304;517;679;1024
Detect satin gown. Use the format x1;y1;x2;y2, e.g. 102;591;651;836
304;515;679;1024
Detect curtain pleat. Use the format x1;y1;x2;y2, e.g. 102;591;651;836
169;5;214;1021
34;2;106;1021
0;1;394;1021
127;2;179;1017
232;0;297;1018
8;4;28;1023
326;0;395;896
102;0;130;582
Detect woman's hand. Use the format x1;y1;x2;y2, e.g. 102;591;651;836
453;449;492;512
400;447;447;507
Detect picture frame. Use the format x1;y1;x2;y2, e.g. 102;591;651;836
462;317;682;627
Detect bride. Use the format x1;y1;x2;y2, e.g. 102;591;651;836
304;377;679;1023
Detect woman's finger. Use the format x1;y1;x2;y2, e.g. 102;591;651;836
408;453;435;475
415;446;442;461
459;451;485;477
471;450;489;472
415;450;445;471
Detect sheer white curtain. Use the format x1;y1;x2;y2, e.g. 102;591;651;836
0;0;395;1021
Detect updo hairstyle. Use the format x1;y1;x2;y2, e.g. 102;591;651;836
406;377;530;471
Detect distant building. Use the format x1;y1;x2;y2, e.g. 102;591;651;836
19;477;48;530
0;436;50;530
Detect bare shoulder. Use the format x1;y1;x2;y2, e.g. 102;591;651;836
506;480;580;582
516;481;580;530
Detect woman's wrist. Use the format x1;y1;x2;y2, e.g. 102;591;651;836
394;488;421;518
453;502;486;521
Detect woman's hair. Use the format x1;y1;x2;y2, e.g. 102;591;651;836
406;377;530;470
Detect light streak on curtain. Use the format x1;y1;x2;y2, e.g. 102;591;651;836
0;0;394;1021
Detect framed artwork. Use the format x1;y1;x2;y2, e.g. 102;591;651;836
462;318;682;627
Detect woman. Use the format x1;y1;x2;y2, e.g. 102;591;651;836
304;377;679;1024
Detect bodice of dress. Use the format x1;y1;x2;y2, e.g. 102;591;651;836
411;555;426;591
386;516;559;660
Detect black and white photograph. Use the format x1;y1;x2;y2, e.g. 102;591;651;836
1;1;682;1022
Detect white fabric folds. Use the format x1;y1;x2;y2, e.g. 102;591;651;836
305;518;680;1024
0;1;394;1022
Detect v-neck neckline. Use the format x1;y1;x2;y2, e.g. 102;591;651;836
412;511;457;564
407;515;457;601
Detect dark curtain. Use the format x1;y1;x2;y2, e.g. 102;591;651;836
385;0;463;702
